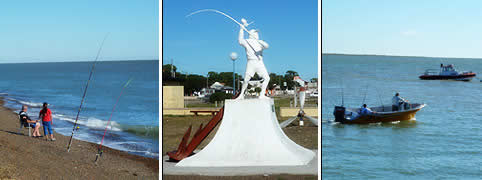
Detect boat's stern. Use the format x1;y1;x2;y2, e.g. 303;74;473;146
333;106;346;123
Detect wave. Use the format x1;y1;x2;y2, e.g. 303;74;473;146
124;150;159;157
52;114;122;131
122;125;159;139
16;100;45;108
4;97;45;108
52;114;158;138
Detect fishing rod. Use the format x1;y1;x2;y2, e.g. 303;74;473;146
67;33;109;152
374;86;384;111
186;9;255;36
361;84;369;105
95;78;133;164
340;78;344;106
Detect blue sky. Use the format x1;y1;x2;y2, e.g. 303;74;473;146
163;0;318;79
322;0;482;58
0;0;158;63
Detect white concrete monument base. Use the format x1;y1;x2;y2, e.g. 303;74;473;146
176;98;315;167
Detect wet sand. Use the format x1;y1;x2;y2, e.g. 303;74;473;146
0;99;158;179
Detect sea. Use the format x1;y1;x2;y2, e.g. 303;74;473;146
0;60;159;159
322;54;482;179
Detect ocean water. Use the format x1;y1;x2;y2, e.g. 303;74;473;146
322;54;482;179
0;60;159;159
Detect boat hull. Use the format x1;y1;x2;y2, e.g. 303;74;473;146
419;73;476;80
334;104;425;124
341;108;421;124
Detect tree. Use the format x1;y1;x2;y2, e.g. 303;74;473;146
162;64;182;82
209;92;233;103
183;74;207;95
283;70;299;90
254;87;261;96
285;70;299;77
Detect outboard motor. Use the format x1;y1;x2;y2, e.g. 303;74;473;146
333;106;346;123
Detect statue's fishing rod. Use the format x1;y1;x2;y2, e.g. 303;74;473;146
186;9;262;61
67;33;109;152
95;78;133;163
186;9;255;36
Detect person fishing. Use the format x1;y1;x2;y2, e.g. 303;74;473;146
39;102;55;141
359;104;373;115
236;18;270;99
19;105;41;137
392;93;408;111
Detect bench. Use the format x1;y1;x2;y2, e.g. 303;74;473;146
190;110;219;116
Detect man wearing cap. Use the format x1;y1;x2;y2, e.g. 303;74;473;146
236;18;270;99
392;93;407;111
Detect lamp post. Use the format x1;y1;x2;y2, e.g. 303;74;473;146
206;72;209;89
230;52;238;95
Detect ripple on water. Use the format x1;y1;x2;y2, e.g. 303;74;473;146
322;54;482;179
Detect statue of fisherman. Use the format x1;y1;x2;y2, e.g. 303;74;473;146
236;18;271;99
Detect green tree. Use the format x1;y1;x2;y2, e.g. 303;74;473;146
284;70;299;90
209;92;233;103
162;64;177;80
183;74;207;95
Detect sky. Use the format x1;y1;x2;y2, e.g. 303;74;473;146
0;0;159;63
322;0;482;59
163;0;319;79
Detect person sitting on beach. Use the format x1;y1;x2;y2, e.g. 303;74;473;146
359;104;373;115
19;105;41;137
392;93;407;111
39;102;55;141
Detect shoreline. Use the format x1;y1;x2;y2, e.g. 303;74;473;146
322;53;482;60
0;99;158;179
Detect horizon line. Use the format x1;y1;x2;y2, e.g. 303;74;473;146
0;59;159;64
322;52;482;60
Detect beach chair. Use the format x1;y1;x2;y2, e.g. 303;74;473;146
18;114;32;137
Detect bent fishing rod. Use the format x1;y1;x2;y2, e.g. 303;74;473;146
186;9;255;36
95;78;133;163
67;33;109;152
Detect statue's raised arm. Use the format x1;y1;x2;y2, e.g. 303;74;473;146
236;18;271;100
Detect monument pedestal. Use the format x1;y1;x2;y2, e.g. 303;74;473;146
177;98;315;167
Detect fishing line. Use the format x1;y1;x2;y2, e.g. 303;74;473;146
95;78;133;163
361;84;369;105
374;86;384;111
67;33;109;152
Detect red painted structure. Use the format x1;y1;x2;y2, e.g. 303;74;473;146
167;93;240;162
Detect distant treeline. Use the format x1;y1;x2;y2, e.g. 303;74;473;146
162;64;317;95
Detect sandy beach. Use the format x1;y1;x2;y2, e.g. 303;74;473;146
0;99;158;179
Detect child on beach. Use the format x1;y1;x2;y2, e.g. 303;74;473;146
39;102;55;141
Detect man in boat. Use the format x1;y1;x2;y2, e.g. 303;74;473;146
392;93;408;111
359;104;374;115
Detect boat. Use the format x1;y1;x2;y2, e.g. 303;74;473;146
419;64;476;81
333;103;426;124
